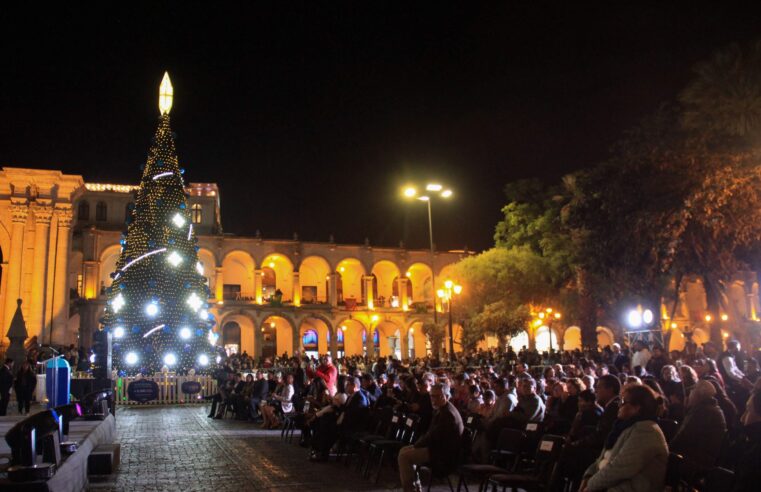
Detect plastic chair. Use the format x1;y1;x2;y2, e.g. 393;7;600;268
485;434;565;492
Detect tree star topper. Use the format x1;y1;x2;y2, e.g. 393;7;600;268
159;71;173;115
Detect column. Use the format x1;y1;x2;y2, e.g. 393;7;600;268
328;272;338;307
329;325;338;358
254;321;263;359
291;324;299;356
3;203;29;333
399;277;410;312
83;261;99;299
365;323;374;356
254;269;263;304
214;266;224;302
29;203;53;339
292;271;301;306
51;206;73;345
364;275;375;309
400;328;410;361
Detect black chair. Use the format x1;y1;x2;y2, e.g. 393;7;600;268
657;418;679;442
357;410;405;475
367;413;421;483
281;400;308;442
464;414;483;440
485;434;565;492
700;466;735;492
416;429;472;492
664;452;688;492
489;428;526;469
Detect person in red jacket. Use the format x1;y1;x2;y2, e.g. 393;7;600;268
307;355;337;395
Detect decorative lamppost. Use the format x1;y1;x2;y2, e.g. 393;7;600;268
533;307;561;353
437;280;462;357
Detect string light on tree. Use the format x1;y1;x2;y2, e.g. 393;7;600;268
102;72;215;375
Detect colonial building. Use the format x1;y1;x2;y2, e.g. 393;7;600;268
0;168;468;360
1;167;758;358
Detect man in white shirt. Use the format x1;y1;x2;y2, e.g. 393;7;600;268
630;341;652;373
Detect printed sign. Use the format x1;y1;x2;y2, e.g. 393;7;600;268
127;379;159;403
181;381;202;395
526;423;538;431
540;441;554;451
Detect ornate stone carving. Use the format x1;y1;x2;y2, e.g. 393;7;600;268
33;202;54;224
9;202;29;223
55;206;74;228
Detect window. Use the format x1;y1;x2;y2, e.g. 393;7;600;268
191;203;202;224
96;201;107;221
78;201;90;221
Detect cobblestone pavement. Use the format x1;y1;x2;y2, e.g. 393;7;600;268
89;406;454;492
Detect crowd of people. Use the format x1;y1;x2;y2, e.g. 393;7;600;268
207;339;761;492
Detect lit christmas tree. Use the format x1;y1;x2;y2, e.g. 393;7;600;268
104;73;217;375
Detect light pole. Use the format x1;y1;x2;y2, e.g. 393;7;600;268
534;307;561;354
403;183;453;325
437;280;462;357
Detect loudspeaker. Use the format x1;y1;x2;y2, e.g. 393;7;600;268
92;329;112;380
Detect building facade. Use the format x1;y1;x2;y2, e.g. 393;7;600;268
1;167;758;358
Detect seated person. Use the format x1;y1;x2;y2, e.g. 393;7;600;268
568;389;603;441
261;374;294;429
580;384;668;492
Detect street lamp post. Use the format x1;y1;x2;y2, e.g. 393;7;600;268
403;183;453;326
437;280;462;357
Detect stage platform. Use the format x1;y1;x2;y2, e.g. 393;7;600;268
0;412;115;492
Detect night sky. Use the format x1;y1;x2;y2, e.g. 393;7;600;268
3;3;761;252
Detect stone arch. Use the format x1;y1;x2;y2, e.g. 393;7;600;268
535;325;560;352
336;258;366;304
299;316;331;356
261;253;294;302
508;330;530;352
376;319;403;359
260;314;296;358
405;262;433;304
222;321;241;354
436;264;458;289
99;243;122;291
299;255;331;303
563;326;582;351
197;248;216;292
371;260;401;308
218;312;256;357
596;326;615;348
335;318;366;357
222;250;256;300
405;320;428;359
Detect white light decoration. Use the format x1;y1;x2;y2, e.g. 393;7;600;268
89;353;96;363
167;251;183;267
642;309;654;325
125;352;139;365
198;354;210;366
143;324;166;338
112;293;125;313
208;330;219;345
152;171;174;180
187;293;202;312
145;301;159;317
172;213;186;228
187;224;193;241
114;248;167;279
199;309;208;320
215;355;222;364
113;326;125;338
179;327;192;340
196;261;204;276
159;71;173;114
163;353;177;366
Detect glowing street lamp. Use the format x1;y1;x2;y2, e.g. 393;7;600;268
402;182;454;325
438;280;462;357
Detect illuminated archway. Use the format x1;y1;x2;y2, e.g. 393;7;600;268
218;313;256;356
99;244;122;291
406;321;427;359
535;325;559;352
336;258;366;305
564;326;582;351
261;254;294;302
197;248;216;294
337;319;366;356
596;326;615;348
222;322;241;355
371;261;401;308
405;262;433;304
261;315;295;358
299;316;330;356
299;256;331;303
222;251;255;300
508;330;530;352
376;320;402;359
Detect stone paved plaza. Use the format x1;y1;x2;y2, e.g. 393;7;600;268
88;406;452;491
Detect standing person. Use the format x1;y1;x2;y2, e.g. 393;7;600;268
306;355;338;396
398;383;464;492
14;360;37;415
631;341;652;374
718;340;754;414
0;359;14;416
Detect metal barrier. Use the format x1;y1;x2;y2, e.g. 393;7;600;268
115;374;218;405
